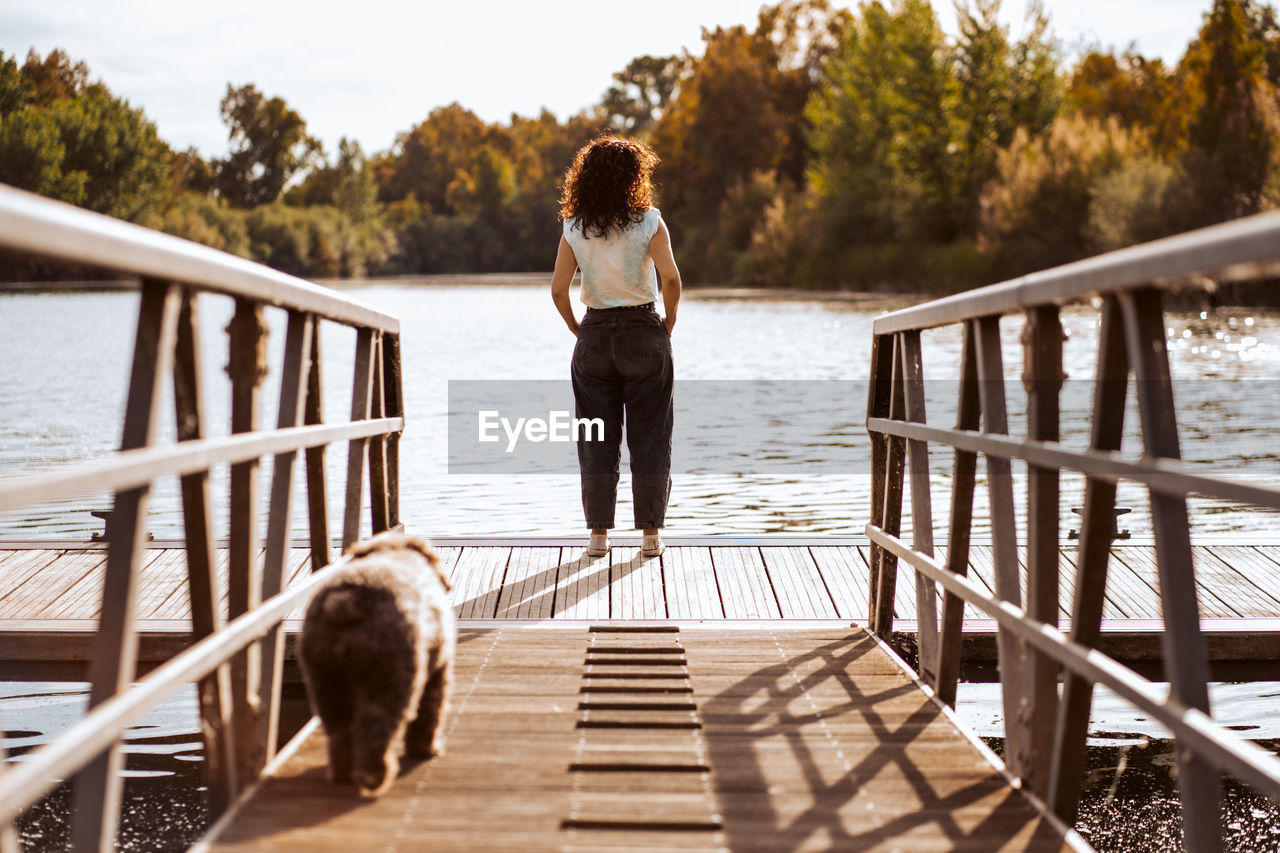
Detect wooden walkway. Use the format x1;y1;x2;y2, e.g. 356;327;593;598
196;626;1074;852
4;540;1280;677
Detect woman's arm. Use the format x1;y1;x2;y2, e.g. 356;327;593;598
650;219;682;334
550;235;580;336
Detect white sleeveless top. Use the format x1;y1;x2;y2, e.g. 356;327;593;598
563;207;663;308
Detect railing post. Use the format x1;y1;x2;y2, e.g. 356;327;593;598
1022;305;1063;798
898;330;938;684
343;328;376;549
383;332;404;529
973;314;1027;781
368;331;390;534
305;324;332;571
867;334;892;630
871;335;906;637
71;279;180;852
172;289;238;811
226;298;268;782
1049;295;1128;821
259;311;314;763
1;712;18;851
1119;287;1222;853
935;321;980;707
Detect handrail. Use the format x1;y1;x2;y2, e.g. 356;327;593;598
0;417;403;513
872;208;1280;334
864;214;1280;853
0;184;398;333
0;181;406;851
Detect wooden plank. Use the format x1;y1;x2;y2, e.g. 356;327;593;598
450;547;512;620
1054;545;1126;617
809;546;868;621
611;548;666;620
1097;548;1162;619
0;549;64;605
555;551;611;620
494;547;561;619
1192;547;1280;617
760;547;838;619
0;550;106;619
1114;545;1233;619
710;547;780;619
1210;546;1280;613
663;547;723;620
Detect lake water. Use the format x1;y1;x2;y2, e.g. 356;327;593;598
2;281;1280;539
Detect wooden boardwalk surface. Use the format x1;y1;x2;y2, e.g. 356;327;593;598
4;540;1280;676
197;626;1073;852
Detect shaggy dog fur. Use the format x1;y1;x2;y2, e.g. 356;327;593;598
298;533;456;797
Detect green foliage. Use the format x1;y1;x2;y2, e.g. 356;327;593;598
0;51;35;117
160;193;250;255
215;83;320;208
0;78;170;221
242;203;393;279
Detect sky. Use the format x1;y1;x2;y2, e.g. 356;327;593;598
0;0;1216;161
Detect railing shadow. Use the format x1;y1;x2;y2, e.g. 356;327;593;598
701;632;1063;850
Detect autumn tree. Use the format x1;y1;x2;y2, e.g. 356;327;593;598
215;83;320;208
1174;0;1278;227
376;103;497;211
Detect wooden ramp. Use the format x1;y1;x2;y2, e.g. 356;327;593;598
196;626;1073;852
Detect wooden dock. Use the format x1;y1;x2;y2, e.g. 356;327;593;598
4;539;1280;679
195;625;1074;852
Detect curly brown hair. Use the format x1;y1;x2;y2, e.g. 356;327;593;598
559;136;659;238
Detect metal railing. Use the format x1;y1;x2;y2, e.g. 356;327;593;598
865;209;1280;852
0;184;404;851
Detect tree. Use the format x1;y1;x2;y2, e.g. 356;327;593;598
334;138;381;223
951;0;1061;232
215;83;320;208
0;85;170;221
1174;0;1278;227
21;48;104;105
0;51;35;117
376;103;495;211
805;0;957;243
1068;49;1177;148
600;55;681;137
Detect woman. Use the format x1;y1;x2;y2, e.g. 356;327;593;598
550;136;682;558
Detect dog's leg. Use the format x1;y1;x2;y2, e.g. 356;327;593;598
405;655;453;759
351;658;419;797
305;664;356;783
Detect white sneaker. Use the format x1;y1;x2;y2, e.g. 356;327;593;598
641;533;664;557
587;532;608;557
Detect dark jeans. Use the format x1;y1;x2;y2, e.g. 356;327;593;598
571;302;673;529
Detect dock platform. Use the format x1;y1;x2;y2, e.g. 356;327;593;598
3;539;1280;680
